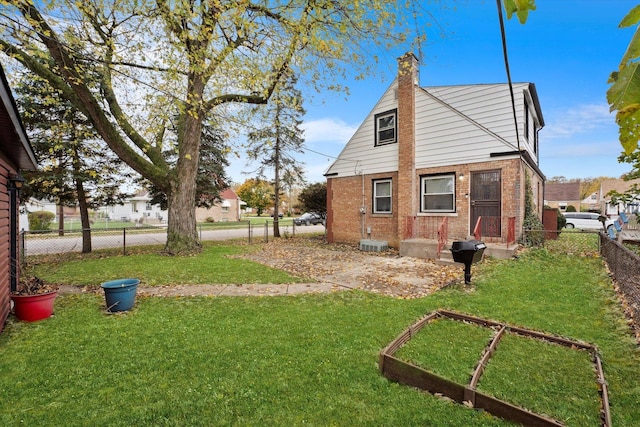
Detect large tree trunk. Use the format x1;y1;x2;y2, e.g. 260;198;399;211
164;78;203;255
75;178;92;253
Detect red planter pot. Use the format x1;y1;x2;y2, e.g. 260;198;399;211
11;292;58;322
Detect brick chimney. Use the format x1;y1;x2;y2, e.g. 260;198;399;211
397;52;418;239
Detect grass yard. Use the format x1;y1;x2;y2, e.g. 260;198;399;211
2;244;640;426
30;244;303;287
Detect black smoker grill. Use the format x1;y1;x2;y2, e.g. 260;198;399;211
450;240;487;284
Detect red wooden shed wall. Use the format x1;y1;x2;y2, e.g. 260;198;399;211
0;158;12;332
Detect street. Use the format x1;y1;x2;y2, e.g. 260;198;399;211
23;224;326;256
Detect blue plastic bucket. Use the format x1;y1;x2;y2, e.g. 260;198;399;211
101;278;140;312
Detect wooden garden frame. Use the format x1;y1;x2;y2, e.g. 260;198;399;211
379;310;611;427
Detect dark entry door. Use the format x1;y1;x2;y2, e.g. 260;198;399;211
470;170;501;237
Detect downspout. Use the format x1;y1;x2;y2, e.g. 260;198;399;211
356;161;365;239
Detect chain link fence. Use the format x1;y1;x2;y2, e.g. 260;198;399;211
21;220;314;262
524;228;640;336
599;233;640;338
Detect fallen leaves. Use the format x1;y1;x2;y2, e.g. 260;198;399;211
241;238;462;299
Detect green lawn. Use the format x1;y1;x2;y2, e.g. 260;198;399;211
2;244;639;426
31;244;303;286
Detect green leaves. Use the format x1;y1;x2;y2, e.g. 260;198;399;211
608;5;640;155
503;0;537;24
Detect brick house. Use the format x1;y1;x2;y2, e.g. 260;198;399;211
325;53;545;258
195;188;243;222
0;64;38;331
544;182;581;212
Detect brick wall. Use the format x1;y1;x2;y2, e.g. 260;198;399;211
327;157;544;247
327;172;400;246
397;53;418;240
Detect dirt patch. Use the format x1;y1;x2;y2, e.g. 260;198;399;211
239;237;463;298
58;237;465;299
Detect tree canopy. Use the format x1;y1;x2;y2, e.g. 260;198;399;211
0;0;420;254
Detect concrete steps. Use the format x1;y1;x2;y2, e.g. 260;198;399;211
400;238;518;261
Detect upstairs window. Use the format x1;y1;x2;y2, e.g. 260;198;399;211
375;109;397;146
421;174;455;213
373;179;392;213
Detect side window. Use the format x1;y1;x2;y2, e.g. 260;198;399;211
373;179;392;213
374;109;397;146
421;174;455;213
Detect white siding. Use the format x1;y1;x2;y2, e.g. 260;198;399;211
416;83;539;169
325;81;400;177
326;81;542;177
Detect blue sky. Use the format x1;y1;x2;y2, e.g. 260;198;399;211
231;0;638;185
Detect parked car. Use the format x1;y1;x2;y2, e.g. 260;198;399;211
562;212;615;232
294;212;324;226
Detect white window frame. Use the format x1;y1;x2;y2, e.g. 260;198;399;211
375;109;397;146
373;179;392;214
421;174;456;213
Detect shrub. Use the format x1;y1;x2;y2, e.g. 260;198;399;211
557;211;567;230
28;210;55;231
205;217;215;223
565;205;577;212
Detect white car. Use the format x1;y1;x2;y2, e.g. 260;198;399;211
562;212;615;232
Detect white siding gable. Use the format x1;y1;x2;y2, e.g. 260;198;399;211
325;81;399;177
325;81;543;178
415;84;524;168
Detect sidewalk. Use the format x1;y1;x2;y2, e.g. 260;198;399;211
58;282;353;297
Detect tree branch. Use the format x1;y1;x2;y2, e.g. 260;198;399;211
13;2;167;187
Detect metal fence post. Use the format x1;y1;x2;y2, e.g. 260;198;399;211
123;227;126;256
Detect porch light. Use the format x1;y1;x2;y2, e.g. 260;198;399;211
9;172;25;192
458;173;465;181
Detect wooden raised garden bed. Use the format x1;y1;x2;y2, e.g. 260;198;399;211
379;310;611;427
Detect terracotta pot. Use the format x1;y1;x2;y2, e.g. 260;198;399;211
11;292;57;322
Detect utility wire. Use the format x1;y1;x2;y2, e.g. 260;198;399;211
496;0;523;155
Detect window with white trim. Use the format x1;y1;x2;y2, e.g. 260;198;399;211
373;179;392;213
374;110;397;146
421;174;455;212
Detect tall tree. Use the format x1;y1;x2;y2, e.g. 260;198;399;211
246;73;306;237
298;182;327;218
144;121;230;210
15;74;131;253
0;0;418;255
236;179;273;217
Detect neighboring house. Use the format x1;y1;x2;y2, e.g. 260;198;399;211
195;188;243;222
20;199;80;231
580;191;600;212
105;190;167;224
544;182;581;212
325;53;545;257
0;63;38;331
600;178;640;215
